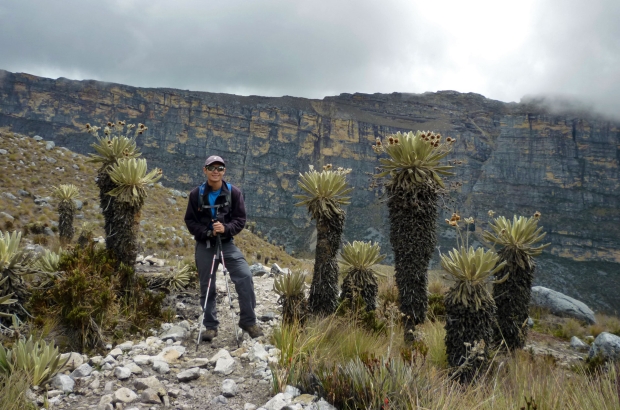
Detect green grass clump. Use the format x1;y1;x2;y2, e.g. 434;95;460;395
0;370;36;410
270;309;620;409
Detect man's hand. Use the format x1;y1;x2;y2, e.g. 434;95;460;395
212;221;225;235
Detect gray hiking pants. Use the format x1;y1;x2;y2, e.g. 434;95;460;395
195;240;257;329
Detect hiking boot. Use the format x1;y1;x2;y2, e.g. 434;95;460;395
201;328;218;342
239;323;264;338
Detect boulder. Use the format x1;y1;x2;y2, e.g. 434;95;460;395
530;286;596;324
160;325;187;342
222;379;238;397
141;388;162;404
249;263;270;277
570;336;589;351
114;387;138;404
588;332;620;361
152;360;170;374
270;263;286;276
114;366;132;380
214;357;236;376
134;376;166;394
177;367;201;382
71;363;93;378
59;352;83;371
51;374;74;393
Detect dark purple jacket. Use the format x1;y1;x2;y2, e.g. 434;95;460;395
184;180;246;242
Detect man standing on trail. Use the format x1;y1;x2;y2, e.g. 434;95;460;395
184;155;263;342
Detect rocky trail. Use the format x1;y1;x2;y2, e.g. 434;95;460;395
32;263;336;410
22;259;616;410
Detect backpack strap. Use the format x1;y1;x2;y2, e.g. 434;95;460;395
199;182;232;211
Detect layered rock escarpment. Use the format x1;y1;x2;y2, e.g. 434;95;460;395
1;70;619;310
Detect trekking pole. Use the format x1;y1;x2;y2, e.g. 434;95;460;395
196;247;218;351
216;234;240;348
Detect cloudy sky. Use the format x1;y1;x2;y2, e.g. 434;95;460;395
1;0;619;117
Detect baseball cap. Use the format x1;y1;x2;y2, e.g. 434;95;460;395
204;155;226;167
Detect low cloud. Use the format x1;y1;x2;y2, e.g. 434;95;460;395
0;0;618;118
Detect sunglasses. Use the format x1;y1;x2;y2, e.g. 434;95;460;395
205;165;225;172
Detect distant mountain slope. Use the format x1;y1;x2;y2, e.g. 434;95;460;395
1;70;618;312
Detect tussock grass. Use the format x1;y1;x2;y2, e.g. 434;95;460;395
271;313;620;409
0;370;36;410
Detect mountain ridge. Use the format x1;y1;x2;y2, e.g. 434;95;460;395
1;69;619;311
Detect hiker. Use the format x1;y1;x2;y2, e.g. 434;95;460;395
184;155;263;342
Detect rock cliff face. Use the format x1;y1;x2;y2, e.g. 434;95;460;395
1;70;619;311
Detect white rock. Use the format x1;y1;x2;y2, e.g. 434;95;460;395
109;348;123;358
133;355;152;365
284;385;301;398
209;348;233;365
153;345;186;363
244;404;258;410
570;336;589;351
186;357;210;368
530;286;596;324
214;357;236;376
161;325;187;342
134;376;166;394
316;398;338;409
141;388;161;404
152;360;170;374
177;367;201;382
51;374;74;393
270;263;286;276
126;362;143;374
249;343;269;362
71;363;94;378
90;355;104;366
60;352;83;371
222;379;238;397
103;355;117;364
589;332;620;361
117;341;134;351
263;393;290;410
114;366;132;380
114;387;138;404
98;394;114;410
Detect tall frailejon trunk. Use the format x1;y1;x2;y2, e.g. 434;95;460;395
308;212;345;316
97;167;120;256
445;294;495;383
493;247;534;350
111;200;142;270
388;183;437;339
341;268;378;312
58;200;75;245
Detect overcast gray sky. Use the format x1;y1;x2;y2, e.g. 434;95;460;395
1;0;619;117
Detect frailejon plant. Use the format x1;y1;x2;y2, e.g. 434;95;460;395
0;336;65;386
340;241;385;312
105;157;162;267
0;231;32;321
87;121;143;264
273;270;307;325
373;131;454;340
483;212;550;350
33;249;61;274
51;184;79;245
145;262;194;293
440;245;506;383
294;165;353;316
